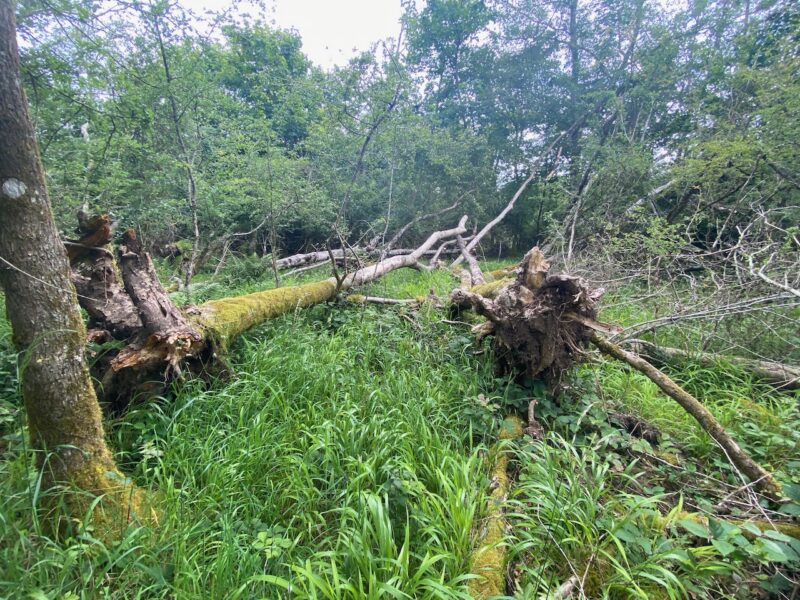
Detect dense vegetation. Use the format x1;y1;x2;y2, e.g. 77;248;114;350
1;0;799;598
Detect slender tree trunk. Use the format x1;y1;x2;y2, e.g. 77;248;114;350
590;334;783;500
151;14;200;289
0;1;151;536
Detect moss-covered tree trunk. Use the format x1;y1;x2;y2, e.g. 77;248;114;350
0;1;150;535
70;208;468;405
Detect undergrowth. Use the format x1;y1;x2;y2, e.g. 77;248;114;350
1;261;798;598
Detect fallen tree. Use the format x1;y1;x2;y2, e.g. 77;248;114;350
450;249;784;500
69;213;469;406
622;339;800;391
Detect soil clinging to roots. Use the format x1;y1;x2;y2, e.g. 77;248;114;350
452;248;604;385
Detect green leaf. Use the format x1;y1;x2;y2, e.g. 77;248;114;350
778;502;800;516
783;483;800;502
712;539;736;557
250;574;292;590
739;522;762;537
678;518;710;538
759;539;791;563
763;530;795;543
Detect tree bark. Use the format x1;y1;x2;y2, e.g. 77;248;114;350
0;1;151;536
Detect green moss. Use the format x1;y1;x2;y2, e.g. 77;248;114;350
484;265;517;282
470;277;513;299
469;416;524;600
197;279;337;345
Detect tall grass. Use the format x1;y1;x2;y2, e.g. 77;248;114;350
0;271;497;598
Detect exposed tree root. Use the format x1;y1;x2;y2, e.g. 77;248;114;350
455;248;784;502
452;248;603;385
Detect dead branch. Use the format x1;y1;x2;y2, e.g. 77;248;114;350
457;234;484;286
378;198;462;254
624;339;800;391
590;333;783;500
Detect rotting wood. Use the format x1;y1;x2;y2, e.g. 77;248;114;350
468;415;524;600
452;247;601;385
69;214;142;338
112;229;204;374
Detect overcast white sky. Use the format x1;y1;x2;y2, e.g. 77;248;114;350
183;0;405;70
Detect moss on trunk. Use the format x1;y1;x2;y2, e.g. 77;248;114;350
0;1;155;540
468;416;524;600
196;279;338;345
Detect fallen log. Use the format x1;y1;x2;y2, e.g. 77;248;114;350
623;339;800;391
468;416;524;600
274;248;360;270
69;213;468;406
589;334;784;501
194;216;468;346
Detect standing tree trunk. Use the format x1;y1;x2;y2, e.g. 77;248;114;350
150;11;200;289
0;1;151;536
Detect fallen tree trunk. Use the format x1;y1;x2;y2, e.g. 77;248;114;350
274;248;360;270
623;339;800;391
69;214;468;405
195;216;468;345
468;416;524;600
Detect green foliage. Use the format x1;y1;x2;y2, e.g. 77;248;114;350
507;433;735;599
608;217;686;262
0;270;499;598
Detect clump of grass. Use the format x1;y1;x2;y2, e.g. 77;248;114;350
506;432;735;599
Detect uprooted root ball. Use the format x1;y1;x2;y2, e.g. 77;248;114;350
452;248;602;385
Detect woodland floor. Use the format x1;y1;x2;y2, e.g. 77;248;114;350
0;259;799;599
